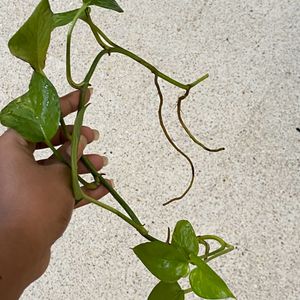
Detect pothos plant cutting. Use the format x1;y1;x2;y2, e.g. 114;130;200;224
0;0;236;299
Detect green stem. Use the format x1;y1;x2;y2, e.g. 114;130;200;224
198;238;210;259
84;15;208;90
74;52;144;224
86;17;116;47
85;13;110;50
80;155;100;184
44;136;66;163
199;235;227;247
183;288;193;294
60;117;144;227
66;3;89;89
67;44;145;224
205;245;234;262
81;156;143;225
45;127;156;241
198;235;234;262
69;48;105;200
83;193;158;242
71;104;89;200
84;52;146;224
110;47;208;90
60;117;72;140
83;50;109;83
43;135;90;187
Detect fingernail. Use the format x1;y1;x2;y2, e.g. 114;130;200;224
79;135;88;149
110;179;115;188
102;156;109;166
93;129;100;141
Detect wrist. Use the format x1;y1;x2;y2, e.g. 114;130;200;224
0;218;50;299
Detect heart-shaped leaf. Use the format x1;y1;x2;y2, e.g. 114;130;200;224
189;254;235;299
171;220;199;258
148;281;184;300
84;0;124;13
8;0;53;72
0;72;60;143
133;241;189;282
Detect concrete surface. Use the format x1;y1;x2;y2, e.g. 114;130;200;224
0;0;299;299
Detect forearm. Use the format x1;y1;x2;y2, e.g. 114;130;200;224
0;220;49;299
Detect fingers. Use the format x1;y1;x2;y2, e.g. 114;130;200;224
66;135;88;162
60;88;93;118
41;135;88;165
75;179;114;209
39;135;108;173
77;154;108;174
36;126;99;149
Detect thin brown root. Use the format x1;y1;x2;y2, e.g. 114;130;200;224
154;75;195;206
166;227;171;244
177;92;225;152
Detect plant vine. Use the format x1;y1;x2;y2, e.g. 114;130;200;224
0;1;235;299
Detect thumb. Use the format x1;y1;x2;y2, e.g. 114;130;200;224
2;129;36;156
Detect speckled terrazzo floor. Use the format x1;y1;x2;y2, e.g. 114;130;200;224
0;1;299;299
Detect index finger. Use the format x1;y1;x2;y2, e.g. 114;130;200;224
60;88;93;117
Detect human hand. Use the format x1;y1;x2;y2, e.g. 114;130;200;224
0;89;112;299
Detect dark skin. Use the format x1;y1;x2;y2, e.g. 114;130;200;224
0;90;112;299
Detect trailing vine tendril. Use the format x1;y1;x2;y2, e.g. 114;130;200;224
154;75;195;206
177;89;225;152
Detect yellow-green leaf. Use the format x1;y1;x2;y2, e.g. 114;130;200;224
0;72;60;143
84;0;124;13
8;0;53;72
171;220;199;258
134;241;189;282
189;254;235;299
148;281;184;300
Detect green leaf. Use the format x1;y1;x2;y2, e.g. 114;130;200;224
8;0;53;72
52;9;86;28
0;72;60;143
171;220;199;258
84;0;124;13
133;241;189;282
189;254;235;299
148;281;184;300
